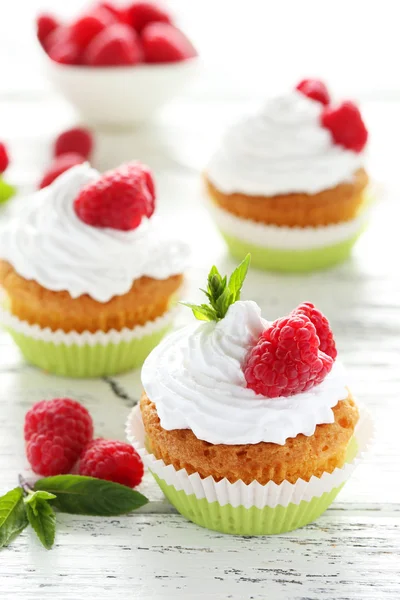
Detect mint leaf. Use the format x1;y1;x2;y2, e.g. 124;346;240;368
25;495;56;550
34;475;148;516
180;302;217;322
228;254;251;302
182;255;251;322
25;490;56;511
0;488;28;548
0;177;16;204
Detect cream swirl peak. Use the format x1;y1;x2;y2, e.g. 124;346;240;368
0;164;189;302
142;300;348;445
206;90;364;196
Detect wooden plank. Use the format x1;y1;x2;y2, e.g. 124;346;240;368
1;512;399;599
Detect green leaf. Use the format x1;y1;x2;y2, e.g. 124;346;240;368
181;255;251;322
0;487;28;548
228;254;251;302
26;491;57;505
0;177;16;204
180;302;217;322
25;498;56;550
34;475;148;517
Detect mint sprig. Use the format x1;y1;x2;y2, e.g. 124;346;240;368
0;475;149;551
182;254;251;322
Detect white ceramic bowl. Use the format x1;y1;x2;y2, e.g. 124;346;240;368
44;54;200;128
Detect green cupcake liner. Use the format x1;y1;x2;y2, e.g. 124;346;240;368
127;405;372;536
220;228;365;273
152;473;345;535
6;325;171;378
150;436;357;535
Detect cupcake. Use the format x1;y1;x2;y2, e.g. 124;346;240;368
127;256;372;535
205;79;370;272
0;162;189;377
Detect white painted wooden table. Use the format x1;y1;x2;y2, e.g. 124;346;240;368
1;17;400;596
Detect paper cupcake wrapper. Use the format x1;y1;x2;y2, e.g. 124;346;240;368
208;196;371;272
221;229;365;273
126;405;373;535
0;306;176;378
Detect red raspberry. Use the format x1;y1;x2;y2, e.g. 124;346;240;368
292;302;337;359
36;13;59;47
83;24;143;66
70;7;116;50
48;41;81;65
43;25;72;53
97;2;125;21
27;433;78;476
54;127;93;160
296;78;330;105
38;152;86;189
74;161;155;230
0;142;9;173
123;1;172;33
244;313;334;398
321;101;368;153
24;398;94;476
79;439;144;488
142;23;197;63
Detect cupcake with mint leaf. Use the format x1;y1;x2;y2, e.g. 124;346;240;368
0;162;188;377
127;256;373;535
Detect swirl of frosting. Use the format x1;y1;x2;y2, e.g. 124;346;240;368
142;300;349;445
0;164;189;303
206;90;364;196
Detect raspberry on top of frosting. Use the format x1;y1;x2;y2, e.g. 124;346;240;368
244;302;337;398
206;81;367;197
296;78;368;153
141;256;347;445
0;163;189;302
74;161;156;231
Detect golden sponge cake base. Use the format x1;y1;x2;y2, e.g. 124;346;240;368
0;260;183;333
140;392;359;485
205;168;368;227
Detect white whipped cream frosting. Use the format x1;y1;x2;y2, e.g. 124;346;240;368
206;90;364;196
0;164;189;303
142;300;348;445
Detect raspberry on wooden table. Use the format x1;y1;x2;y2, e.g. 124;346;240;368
24;398;94;476
79;439;144;488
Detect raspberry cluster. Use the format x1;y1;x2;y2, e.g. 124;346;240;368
36;2;197;67
24;398;143;488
